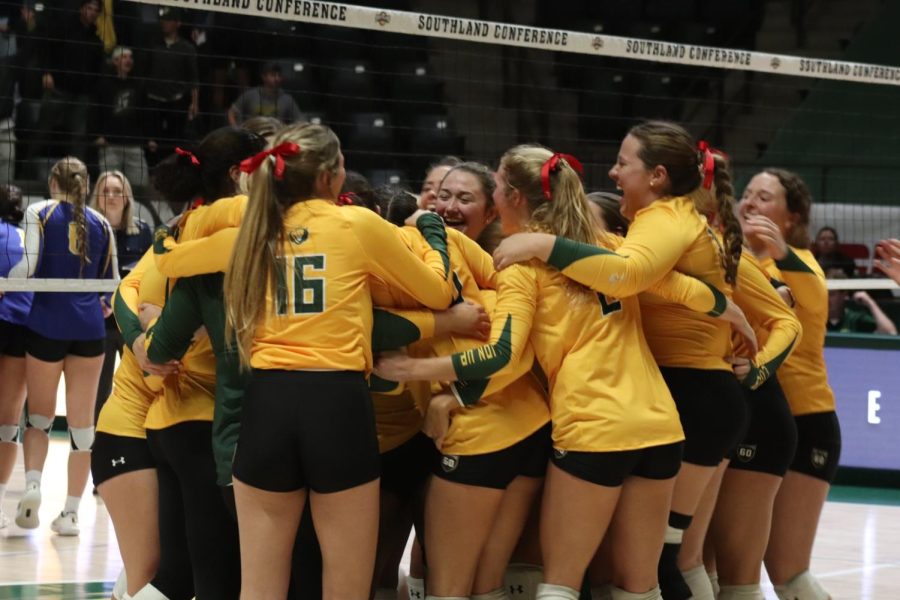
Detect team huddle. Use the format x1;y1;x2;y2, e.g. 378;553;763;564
5;119;843;600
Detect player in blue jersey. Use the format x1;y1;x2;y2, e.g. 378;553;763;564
10;157;118;535
0;184;33;529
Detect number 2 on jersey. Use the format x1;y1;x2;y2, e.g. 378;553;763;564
597;293;622;316
277;255;326;315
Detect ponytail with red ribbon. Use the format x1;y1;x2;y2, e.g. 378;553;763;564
239;142;301;181
175;147;200;167
696;140;729;190
540;153;584;201
336;192;357;206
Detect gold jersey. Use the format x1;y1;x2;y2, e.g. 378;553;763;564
760;247;836;415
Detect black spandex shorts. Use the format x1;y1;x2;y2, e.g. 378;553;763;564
232;369;380;494
661;367;748;467
434;423;551;490
26;329;104;362
552;441;683;487
92;432;156;487
380;431;439;497
0;320;28;357
789;411;841;483
728;376;798;477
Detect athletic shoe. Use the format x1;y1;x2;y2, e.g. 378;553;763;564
0;510;9;529
50;511;80;536
15;483;40;529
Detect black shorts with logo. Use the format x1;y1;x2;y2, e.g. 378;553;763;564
728;376;798;477
552;441;683;487
789;411;841;483
434;423;551;490
92;432;156;487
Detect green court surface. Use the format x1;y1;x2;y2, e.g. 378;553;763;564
0;582;112;599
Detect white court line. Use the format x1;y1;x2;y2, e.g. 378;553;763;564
818;563;900;579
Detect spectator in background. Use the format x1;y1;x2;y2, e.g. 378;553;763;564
0;5;19;183
814;226;856;274
227;61;302;127
824;261;897;335
145;7;199;165
88;170;151;423
24;0;104;177
94;46;150;188
875;238;900;285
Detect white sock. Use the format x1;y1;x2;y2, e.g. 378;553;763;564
536;583;579;600
63;495;81;514
610;585;662;600
112;569;128;600
773;570;830;600
25;470;41;488
472;588;511;600
718;583;764;599
373;588;397;600
408;576;425;600
681;565;715;600
505;563;543;598
708;571;720;597
590;584;613;600
129;583;171;600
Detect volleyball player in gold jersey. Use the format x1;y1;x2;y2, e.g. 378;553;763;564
377;143;755;600
740;169;840;600
223;123;455;599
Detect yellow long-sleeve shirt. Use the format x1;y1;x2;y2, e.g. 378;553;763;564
96;252;163;439
548;196;734;371
731;251;801;389
760;247;835;415
449;260;685;453
250;201;453;371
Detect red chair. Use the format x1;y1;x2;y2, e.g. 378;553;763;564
840;243;871;275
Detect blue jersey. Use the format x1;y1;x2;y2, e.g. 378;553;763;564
0;221;33;325
12;200;118;340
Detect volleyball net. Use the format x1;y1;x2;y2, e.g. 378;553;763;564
0;0;897;311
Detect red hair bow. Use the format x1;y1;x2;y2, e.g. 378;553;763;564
175;147;200;167
541;153;584;201
697;140;729;190
239;142;301;181
336;192;357;206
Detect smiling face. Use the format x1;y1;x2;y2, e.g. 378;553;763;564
608;134;661;221
434;169;496;240
419;165;452;211
738;172;794;237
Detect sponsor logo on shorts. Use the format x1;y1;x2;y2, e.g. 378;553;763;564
441;455;459;473
111;456;126;467
811;448;828;470
736;444;757;463
553;447;567;459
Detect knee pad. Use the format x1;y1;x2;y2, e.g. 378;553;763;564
681;565;715;600
535;583;579;600
773;570;830;600
26;414;53;434
69;426;95;452
610;585;662;600
0;424;19;443
718;584;764;599
590;584;613;600
505;563;543;598
112;570;128;600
